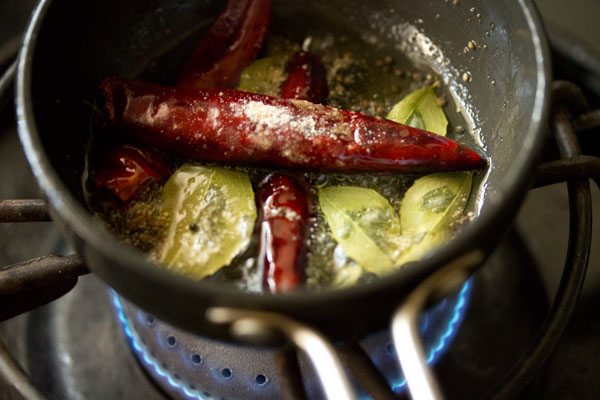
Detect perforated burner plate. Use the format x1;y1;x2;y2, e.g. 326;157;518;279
113;282;471;400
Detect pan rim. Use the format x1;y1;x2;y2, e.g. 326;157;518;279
16;0;551;331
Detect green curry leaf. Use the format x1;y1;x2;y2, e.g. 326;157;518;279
387;85;473;266
237;54;290;96
318;186;405;276
396;172;472;265
386;86;448;136
157;165;257;279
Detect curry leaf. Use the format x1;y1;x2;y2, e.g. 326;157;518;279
386;86;448;136
157;165;257;279
237;54;290;96
318;186;406;276
387;85;472;266
396;172;472;265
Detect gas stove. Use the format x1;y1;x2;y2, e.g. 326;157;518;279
1;1;600;399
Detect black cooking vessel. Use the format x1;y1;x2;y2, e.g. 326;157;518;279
16;0;550;342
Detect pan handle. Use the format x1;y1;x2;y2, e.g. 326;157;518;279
206;253;484;400
390;251;484;400
207;307;357;400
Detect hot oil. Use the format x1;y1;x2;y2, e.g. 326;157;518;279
87;9;481;293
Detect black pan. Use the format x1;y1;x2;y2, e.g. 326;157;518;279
16;0;550;342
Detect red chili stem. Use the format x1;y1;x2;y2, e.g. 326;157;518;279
100;77;486;173
258;174;309;293
178;0;271;89
92;144;170;204
281;51;329;104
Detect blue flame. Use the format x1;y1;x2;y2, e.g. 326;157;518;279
391;279;472;393
112;279;472;399
111;294;211;400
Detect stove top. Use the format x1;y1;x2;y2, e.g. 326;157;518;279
0;230;550;400
1;1;600;399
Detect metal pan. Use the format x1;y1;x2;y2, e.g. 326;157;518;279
16;0;549;352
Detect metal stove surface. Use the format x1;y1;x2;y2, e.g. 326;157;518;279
2;1;600;399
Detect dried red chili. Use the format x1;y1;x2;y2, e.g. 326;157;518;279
257;61;327;292
92;144;169;203
178;0;271;89
257;174;310;293
100;77;486;174
281;51;329;104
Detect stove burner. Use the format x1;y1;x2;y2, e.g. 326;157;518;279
112;281;472;399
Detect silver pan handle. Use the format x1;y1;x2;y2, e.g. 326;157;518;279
391;251;484;400
207;307;357;400
207;252;483;400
